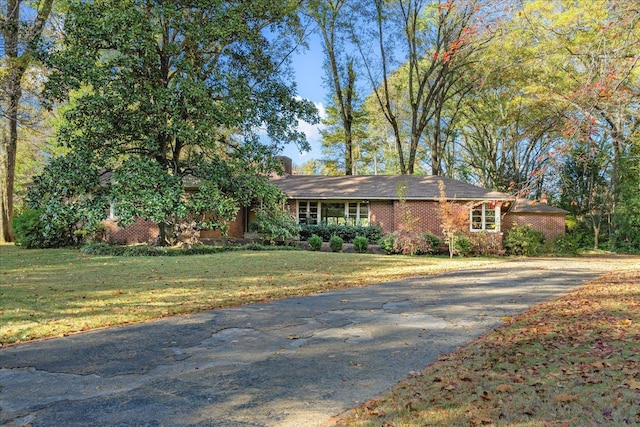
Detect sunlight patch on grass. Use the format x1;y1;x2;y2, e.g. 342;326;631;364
0;245;502;344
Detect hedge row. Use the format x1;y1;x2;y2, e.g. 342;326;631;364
80;242;300;256
298;224;384;243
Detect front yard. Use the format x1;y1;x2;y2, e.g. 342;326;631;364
0;245;500;345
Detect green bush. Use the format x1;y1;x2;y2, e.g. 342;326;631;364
80;242;301;256
329;235;344;252
308;234;323;251
504;225;545;256
551;234;580;255
378;233;396;254
299;224;383;244
378;231;440;256
422;232;442;254
453;233;473;256
12;209;46;248
468;231;504;256
353;236;369;253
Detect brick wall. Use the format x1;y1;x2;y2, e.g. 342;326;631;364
392;200;448;236
199;208;246;239
103;218;159;245
370;201;394;232
104;208;246;244
503;213;566;242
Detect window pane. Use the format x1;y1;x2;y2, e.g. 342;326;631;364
322;202;346;225
471;208;483;230
298;201;308;224
359;203;369;226
485;208;496;230
298;201;318;225
309;202;318;224
347;203;358;226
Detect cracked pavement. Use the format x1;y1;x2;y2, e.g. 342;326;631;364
0;257;628;426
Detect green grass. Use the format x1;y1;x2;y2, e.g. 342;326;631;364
338;269;640;426
0;245;501;345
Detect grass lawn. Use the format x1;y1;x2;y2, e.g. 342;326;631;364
0;244;501;345
338;269;640;426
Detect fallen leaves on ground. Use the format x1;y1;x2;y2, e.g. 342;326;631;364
338;270;640;426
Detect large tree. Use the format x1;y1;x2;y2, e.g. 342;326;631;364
0;0;55;242
305;0;361;175
511;0;640;247
37;0;317;244
357;0;492;174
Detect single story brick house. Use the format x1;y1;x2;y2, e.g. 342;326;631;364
267;174;567;243
104;158;568;244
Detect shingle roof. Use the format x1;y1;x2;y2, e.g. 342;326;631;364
270;175;512;201
509;198;569;214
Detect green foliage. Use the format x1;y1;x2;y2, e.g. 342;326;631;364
504;225;545;256
110;157;186;228
34;0;318;246
379;230;440;256
307;234;323;251
185;180;239;235
80;242;300;256
329;235;344;252
251;204;299;245
422;232;443;254
378;233;396;255
468;231;504;256
453;233;473;257
25;151;108;248
551;234;581;255
44;0;318;153
12;209;47;249
299;224;383;243
612;149;640;253
353;236;369;253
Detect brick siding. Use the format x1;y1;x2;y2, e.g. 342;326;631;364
103;218;159;245
104;209;247;244
369;201;394;232
391;200;450;237
503;213;566;242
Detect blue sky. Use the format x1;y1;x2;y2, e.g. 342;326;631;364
281;35;329;165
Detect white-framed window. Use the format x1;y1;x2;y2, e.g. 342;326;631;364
470;202;500;232
298;201;319;225
297;200;370;226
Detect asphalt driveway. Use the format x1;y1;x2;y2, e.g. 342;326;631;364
0;257;627;426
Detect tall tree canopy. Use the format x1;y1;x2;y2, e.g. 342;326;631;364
0;0;55;242
32;0;318;244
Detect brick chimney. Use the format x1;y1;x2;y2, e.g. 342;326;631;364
276;156;293;176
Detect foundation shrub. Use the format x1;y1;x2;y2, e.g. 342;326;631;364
379;230;440;256
329;235;344;252
353;236;369;253
453;233;473;256
299;224;383;244
504;225;545;256
307;234;323;251
469;231;504;255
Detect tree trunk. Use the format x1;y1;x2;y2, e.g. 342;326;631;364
0;0;21;242
1;0;55;242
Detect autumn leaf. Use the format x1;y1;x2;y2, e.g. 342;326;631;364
495;384;514;393
554;394;578;404
624;378;640;390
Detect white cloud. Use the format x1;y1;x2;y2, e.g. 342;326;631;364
299;102;326;139
294;102;326;159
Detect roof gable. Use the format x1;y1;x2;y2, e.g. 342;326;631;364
270;175;512;201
